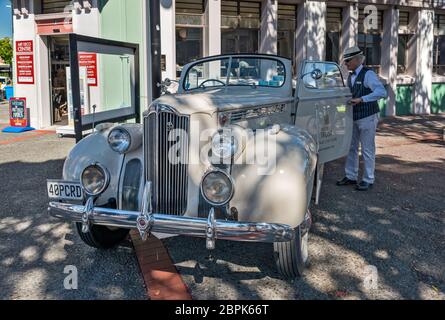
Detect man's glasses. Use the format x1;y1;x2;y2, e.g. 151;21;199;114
344;58;353;64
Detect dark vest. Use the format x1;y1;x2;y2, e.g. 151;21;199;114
348;67;380;121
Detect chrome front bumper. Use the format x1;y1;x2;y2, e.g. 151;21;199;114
48;183;294;248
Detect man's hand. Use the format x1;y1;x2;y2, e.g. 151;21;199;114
349;98;363;106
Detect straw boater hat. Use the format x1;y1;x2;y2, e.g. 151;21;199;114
343;46;364;61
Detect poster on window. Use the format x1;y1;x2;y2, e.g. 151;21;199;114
9;98;28;128
16;41;35;84
78;53;98;87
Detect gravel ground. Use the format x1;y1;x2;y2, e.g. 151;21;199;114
163;114;445;300
0;115;147;300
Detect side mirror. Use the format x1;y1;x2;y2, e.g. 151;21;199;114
310;69;323;80
301;68;323;80
163;78;172;87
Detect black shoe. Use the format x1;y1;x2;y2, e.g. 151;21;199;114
356;181;373;191
336;177;357;186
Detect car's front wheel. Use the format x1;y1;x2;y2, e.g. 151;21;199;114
75;223;129;249
273;224;309;279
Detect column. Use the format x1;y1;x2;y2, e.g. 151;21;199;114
294;2;306;69
259;0;278;54
305;1;326;61
294;1;326;70
381;7;399;117
204;0;221;57
413;9;434;115
160;0;176;80
341;3;359;59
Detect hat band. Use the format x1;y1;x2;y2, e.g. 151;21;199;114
344;51;363;59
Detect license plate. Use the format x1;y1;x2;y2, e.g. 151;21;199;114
47;180;83;201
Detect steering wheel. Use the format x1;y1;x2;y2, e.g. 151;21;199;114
198;79;226;89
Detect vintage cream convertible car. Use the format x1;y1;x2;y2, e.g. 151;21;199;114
48;54;353;278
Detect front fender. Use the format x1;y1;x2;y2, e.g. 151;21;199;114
63;127;124;205
231;126;317;228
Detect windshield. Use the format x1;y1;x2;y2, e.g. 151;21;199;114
183;56;286;91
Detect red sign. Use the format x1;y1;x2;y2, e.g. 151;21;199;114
16;40;33;54
79;53;98;86
9;98;28;128
16;41;34;84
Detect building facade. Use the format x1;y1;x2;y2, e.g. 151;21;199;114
161;0;445;116
11;0;445;130
11;0;150;129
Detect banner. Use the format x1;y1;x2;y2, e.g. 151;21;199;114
78;53;98;87
16;41;35;85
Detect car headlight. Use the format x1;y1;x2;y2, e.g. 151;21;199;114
81;164;110;196
211;126;245;160
201;170;234;206
108;127;131;154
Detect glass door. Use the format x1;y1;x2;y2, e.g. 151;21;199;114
68;34;140;142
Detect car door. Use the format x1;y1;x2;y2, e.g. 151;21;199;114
294;61;353;164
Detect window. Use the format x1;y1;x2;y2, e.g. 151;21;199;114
302;62;345;90
277;4;296;60
175;0;205;77
397;11;413;74
41;0;73;14
221;1;261;29
433;14;445;76
433;36;445;76
176;28;203;76
397;34;411;74
221;1;261;54
325;7;342;63
183;57;285;91
358;9;383;74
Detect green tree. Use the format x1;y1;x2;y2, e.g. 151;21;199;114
0;37;13;65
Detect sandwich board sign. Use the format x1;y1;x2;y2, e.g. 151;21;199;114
2;97;35;133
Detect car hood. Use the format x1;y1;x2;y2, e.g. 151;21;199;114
150;87;293;115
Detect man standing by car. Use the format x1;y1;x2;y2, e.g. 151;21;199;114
337;46;387;191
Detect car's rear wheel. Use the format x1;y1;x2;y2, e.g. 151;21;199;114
273;224;309;279
75;223;129;249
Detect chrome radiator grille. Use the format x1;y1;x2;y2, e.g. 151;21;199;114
144;107;189;216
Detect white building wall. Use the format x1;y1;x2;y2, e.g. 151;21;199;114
12;12;41;128
72;4;101;120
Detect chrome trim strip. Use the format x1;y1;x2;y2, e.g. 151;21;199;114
48;202;295;243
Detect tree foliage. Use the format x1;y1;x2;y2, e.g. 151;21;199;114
0;38;13;65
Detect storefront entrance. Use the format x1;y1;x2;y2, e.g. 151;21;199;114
48;35;70;126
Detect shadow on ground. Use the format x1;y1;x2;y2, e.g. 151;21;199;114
0;155;146;300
